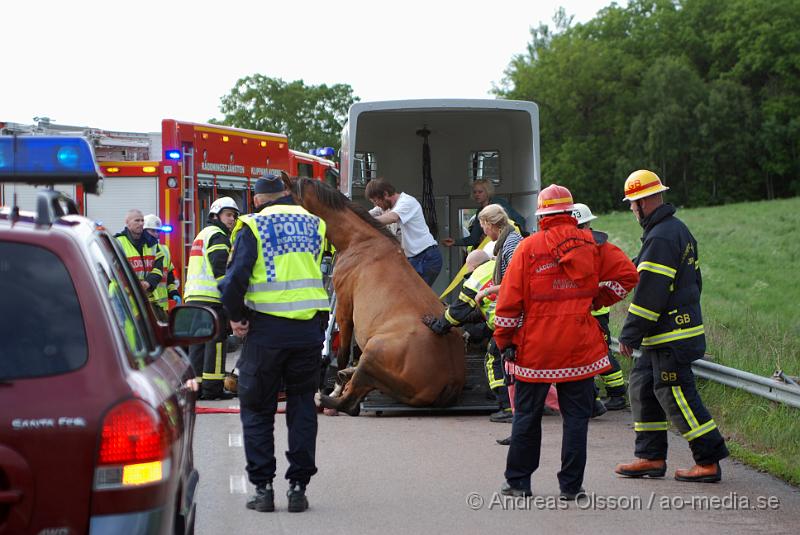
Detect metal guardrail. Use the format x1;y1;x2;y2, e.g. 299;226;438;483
610;339;800;409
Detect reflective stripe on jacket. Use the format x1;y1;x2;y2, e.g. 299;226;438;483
235;204;329;320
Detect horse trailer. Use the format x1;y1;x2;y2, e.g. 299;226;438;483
333;99;542;413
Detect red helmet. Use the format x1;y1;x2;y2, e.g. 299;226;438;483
535;184;574;216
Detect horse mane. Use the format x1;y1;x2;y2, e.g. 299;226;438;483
295;178;399;242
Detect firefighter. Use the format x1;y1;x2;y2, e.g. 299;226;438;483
571;203;628;412
493;184;638;500
184;197;240;400
115;208;164;305
143;214;181;320
422;250;512;420
616;170;729;483
220;174;329;514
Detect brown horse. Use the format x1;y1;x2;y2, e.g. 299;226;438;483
293;178;465;415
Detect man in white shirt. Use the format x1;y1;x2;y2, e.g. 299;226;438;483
365;178;443;287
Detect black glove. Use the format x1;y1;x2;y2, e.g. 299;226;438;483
502;346;517;363
422;314;452;335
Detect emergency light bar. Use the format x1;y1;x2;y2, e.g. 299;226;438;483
161;224;173;233
316;147;335;158
0;136;103;194
165;149;181;160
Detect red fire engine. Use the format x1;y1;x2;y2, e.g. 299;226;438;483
0;118;338;284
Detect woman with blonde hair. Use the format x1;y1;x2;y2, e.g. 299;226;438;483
442;179;526;249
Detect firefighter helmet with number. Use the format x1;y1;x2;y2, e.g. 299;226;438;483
208;196;240;215
571;203;597;225
143;214;162;230
623;169;669;202
535;184;574;216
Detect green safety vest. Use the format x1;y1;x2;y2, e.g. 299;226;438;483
184;226;228;304
462;260;497;329
151;244;175;311
116;234;162;283
233;204;330;320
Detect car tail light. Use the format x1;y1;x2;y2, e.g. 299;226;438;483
94;399;172;489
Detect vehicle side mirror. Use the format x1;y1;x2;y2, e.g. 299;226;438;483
165;305;219;345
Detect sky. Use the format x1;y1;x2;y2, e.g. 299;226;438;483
2;0;614;133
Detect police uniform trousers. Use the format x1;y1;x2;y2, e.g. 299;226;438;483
188;303;228;397
630;347;728;465
594;314;626;397
505;377;594;495
238;337;320;488
485;338;510;409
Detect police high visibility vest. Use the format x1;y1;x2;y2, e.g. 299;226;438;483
461;260;497;329
116;234;161;282
151;244;174;311
234;204;330;320
184;226;227;303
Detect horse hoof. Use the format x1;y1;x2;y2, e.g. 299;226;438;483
323;408;339;416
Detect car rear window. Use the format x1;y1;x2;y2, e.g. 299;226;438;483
0;242;88;380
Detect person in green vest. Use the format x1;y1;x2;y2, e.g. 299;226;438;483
220;174;330;514
143;214;181;320
115;208;164;306
184;197;240;400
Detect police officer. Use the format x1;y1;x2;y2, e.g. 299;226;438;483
115;208;164;302
571;203;628;412
616;170;729;483
184;197;240;400
143;214;181;320
220;174;329;513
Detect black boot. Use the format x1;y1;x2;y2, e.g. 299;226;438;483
246;483;274;512
604;396;627;411
287;482;309;513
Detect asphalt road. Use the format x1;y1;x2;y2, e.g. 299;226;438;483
192;396;800;535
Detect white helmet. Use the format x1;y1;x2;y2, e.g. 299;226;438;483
209;196;240;216
571;203;597;225
143;214;162;230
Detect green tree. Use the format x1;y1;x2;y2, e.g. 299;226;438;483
212;75;359;153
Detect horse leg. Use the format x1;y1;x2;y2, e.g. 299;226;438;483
334;292;354;373
318;368;378;416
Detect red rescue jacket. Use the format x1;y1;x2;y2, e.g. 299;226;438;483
494;214;639;383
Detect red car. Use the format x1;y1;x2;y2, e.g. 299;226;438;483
0;137;218;534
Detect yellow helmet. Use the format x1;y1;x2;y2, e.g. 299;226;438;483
623;170;669;201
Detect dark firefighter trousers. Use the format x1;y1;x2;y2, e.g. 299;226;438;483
630;347;729;466
189;303;228;397
238;338;320;487
505;377;594;495
486;338;511;410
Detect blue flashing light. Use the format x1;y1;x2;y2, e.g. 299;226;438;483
308;148;318;156
0;137;102;193
316;147;335;158
160;224;173;233
165;149;182;160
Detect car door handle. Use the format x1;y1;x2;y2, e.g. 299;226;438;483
0;489;22;504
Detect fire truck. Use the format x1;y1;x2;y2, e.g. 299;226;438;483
0;118;337;283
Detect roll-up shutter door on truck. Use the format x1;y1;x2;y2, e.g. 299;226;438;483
85;176;158;235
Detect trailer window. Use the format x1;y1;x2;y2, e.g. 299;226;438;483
297;163;314;178
469;150;501;185
353;152;378;187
